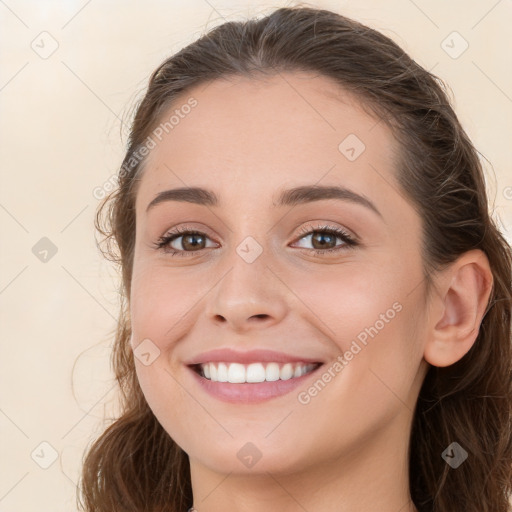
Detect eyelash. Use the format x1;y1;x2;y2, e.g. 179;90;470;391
154;224;358;258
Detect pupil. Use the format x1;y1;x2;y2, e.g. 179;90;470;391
183;234;204;250
313;232;334;249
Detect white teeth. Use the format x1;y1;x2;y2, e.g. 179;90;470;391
217;362;228;382
198;361;319;383
210;363;217;381
265;362;280;381
246;363;266;383
227;363;245;383
280;363;293;380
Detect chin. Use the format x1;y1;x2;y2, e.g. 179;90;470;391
186;436;311;476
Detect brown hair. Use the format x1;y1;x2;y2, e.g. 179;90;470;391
78;6;512;512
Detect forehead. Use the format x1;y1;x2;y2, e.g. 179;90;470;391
135;72;400;211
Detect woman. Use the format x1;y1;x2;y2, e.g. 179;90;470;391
79;6;512;512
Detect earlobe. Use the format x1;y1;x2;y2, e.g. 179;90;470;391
423;249;493;368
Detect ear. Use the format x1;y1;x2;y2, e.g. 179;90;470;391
423;249;493;367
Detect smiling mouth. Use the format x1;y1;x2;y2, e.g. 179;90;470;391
190;361;323;384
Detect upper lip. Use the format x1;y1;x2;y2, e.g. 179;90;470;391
185;348;324;366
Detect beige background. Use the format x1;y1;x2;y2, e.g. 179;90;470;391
1;1;511;510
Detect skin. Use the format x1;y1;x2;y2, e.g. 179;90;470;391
129;72;493;512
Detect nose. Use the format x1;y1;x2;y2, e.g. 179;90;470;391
204;251;289;334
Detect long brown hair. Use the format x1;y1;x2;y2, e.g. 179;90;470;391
78;6;512;511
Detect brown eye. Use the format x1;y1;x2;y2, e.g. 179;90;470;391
180;233;207;251
292;225;357;254
156;229;217;255
155;224;358;258
309;231;337;250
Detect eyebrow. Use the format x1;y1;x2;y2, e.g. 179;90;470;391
146;185;382;218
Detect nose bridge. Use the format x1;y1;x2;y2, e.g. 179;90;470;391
205;232;288;330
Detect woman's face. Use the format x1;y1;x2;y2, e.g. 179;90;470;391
130;72;430;476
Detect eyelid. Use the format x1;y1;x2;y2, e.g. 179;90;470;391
293;221;358;243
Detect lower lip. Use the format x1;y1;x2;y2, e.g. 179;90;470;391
187;365;323;404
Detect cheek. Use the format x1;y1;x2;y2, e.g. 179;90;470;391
130;252;422;370
129;263;204;349
289;270;423;446
133;357;206;452
286;261;409;349
287;259;424;401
